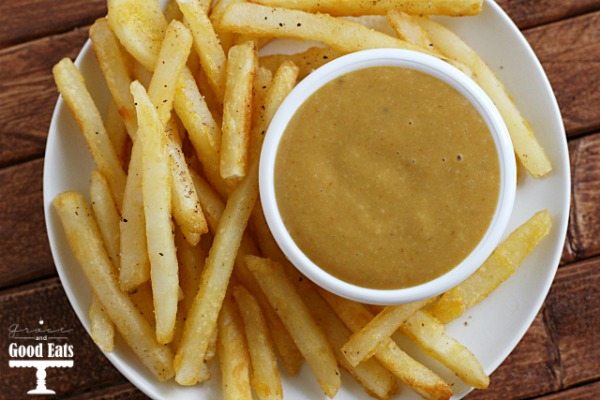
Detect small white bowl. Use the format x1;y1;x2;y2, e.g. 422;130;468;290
259;48;516;305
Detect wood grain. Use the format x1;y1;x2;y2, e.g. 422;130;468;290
538;380;600;400
0;159;54;288
0;27;88;167
466;312;561;399
66;383;146;400
497;0;600;29
525;12;600;135
568;133;600;260
544;256;600;388
0;0;105;48
0;278;126;399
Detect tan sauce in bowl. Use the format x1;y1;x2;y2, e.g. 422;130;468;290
274;66;500;289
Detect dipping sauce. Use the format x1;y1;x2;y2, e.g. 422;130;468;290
274;66;500;289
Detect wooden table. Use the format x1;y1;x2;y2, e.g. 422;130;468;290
0;1;598;399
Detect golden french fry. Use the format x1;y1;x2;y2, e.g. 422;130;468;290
321;291;452;400
300;285;398;400
53;58;126;210
90;17;137;138
342;298;432;367
387;10;434;50
89;296;115;352
210;0;243;53
105;100;130;166
107;0;167;71
220;3;424;54
260;47;343;80
177;0;227;101
401;310;489;389
131;81;179;344
129;281;155;327
245;256;340;397
233;285;283;400
218;297;253;400
90;170;121;269
221;41;258;180
174;161;259;385
416;17;552;177
251;0;483;16
147;20;193;125
249;66;273;164
53;192;174;380
133;61;153;88
428;210;552;323
119;138;150;291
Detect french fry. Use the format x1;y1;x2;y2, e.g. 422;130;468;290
210;0;243;52
165;0;183;21
129;281;155;327
133;61;153;88
131;81;179;344
249;60;299;162
416;17;552;177
147;20;193;125
90;170;121;268
166;121;208;246
260;47;343;80
218;297;253;400
428;210;552;323
245;256;341;398
105;100;130;166
107;0;167;71
401;310;489;389
90;18;137;138
233;285;283;400
53;192;174;380
300;285;398;400
249;66;273;165
88;296;115;352
251;0;483;16
220;3;424;54
221;41;258;180
174;161;259;385
342;298;432;367
177;0;227;101
53;58;126;210
119;138;150;291
321;291;452;400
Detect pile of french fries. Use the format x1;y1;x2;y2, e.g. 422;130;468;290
52;0;554;398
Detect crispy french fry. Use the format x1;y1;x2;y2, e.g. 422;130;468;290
245;256;340;397
174;161;259;385
119;138;150;291
221;41;258;180
53;192;174;380
342;298;432;367
107;0;167;71
387;10;434;50
90;18;137;138
260;47;343;80
147;20;193;125
416;17;552;177
321;291;452;400
249;66;272;164
177;0;227;101
218;297;253;400
300;285;398;400
90;170;121;269
166;121;208;246
131;81;179;344
401;310;489;389
233;285;283;400
210;0;243;52
53;58;126;210
129;281;155;327
89;295;115;352
428;210;552;323
220;3;424;54
251;0;483;16
249;60;299;162
105;100;130;166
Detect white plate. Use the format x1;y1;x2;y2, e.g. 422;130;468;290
43;1;569;399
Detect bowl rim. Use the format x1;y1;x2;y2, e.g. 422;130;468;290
259;48;517;305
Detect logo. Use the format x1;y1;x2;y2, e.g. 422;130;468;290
7;319;74;395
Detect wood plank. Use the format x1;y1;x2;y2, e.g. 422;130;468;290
497;0;600;30
0;0;104;48
0;159;55;288
0;278;126;399
544;257;600;388
568;133;600;260
537;380;600;400
524;12;600;135
67;383;146;400
0;27;88;167
466;313;561;399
